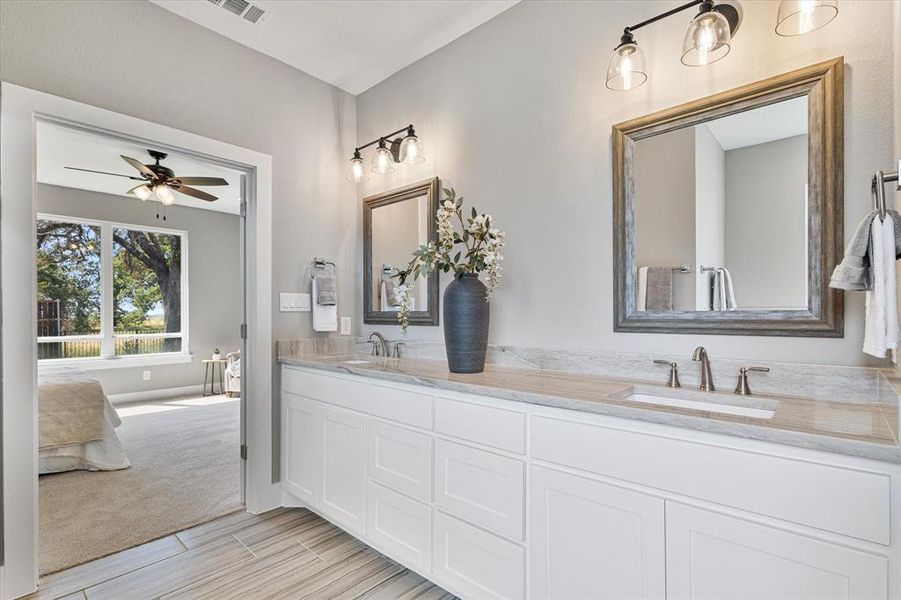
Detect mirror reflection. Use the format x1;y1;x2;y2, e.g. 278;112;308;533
369;193;431;312
633;96;809;312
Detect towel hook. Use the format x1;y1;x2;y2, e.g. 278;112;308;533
874;171;887;222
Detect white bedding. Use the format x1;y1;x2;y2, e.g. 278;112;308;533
39;392;130;475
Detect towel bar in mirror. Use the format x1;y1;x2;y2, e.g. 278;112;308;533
363;177;440;326
612;58;844;337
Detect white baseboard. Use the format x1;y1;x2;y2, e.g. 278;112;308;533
107;384;205;405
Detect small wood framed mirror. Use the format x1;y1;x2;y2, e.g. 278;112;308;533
613;58;844;337
363;177;440;326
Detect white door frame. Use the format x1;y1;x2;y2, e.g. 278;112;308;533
0;83;279;599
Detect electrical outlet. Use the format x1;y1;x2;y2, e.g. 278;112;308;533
142;370;151;381
340;317;352;336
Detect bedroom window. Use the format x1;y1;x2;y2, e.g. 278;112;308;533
37;215;188;363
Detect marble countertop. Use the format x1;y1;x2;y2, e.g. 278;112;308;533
278;354;900;464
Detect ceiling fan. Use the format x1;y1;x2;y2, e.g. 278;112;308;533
65;149;229;205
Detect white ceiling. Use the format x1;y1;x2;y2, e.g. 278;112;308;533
705;96;808;151
37;121;244;215
150;0;519;95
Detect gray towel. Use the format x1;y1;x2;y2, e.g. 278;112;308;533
383;278;401;307
645;267;673;311
830;209;901;291
313;263;337;305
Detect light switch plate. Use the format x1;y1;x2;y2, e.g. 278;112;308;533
340;317;352;336
142;370;151;381
280;292;311;312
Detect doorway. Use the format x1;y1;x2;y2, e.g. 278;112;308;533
1;83;277;599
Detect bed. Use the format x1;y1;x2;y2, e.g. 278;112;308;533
38;365;130;474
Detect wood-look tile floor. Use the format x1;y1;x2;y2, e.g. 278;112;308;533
28;507;457;600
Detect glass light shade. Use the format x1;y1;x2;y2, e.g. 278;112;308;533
133;185;153;201
370;145;396;174
347;156;367;182
399;135;425;165
605;42;647;91
775;0;838;36
155;184;175;205
681;9;732;66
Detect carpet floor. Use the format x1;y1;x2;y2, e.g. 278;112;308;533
39;394;242;575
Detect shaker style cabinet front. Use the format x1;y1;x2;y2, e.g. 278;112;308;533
282;392;319;506
319;405;366;537
529;465;666;600
665;503;889;600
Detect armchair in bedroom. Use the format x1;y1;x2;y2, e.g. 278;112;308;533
225;351;240;397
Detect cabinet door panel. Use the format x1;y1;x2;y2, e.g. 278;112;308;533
366;481;431;575
666;503;888;600
320;406;366;536
530;466;665;600
282;392;319;506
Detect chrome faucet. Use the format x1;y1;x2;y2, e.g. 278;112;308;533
691;346;715;391
368;332;389;357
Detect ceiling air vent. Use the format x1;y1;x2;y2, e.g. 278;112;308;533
222;0;249;16
243;5;265;23
209;0;268;25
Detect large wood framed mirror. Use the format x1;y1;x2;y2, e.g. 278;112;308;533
613;58;843;337
364;177;440;326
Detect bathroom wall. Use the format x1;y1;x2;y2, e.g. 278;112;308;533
37;184;241;395
0;0;359;346
634;127;696;310
725;134;808;309
356;0;897;367
693;125;726;311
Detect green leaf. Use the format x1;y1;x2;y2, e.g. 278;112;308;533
471;206;477;219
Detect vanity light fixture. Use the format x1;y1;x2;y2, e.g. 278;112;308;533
775;0;838;37
347;124;425;182
605;0;741;91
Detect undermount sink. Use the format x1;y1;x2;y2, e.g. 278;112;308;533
617;386;779;420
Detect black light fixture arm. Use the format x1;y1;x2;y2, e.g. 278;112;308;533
617;0;737;48
625;0;704;34
354;124;415;153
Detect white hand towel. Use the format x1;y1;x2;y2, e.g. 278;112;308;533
720;267;738;310
863;216;888;357
883;214;898;353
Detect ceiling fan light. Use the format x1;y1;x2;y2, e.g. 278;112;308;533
155;184;175;205
682;6;732;66
370;141;396;175
399;132;425;165
775;0;838;36
133;185;153;201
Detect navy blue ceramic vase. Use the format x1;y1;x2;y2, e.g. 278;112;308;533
443;273;489;374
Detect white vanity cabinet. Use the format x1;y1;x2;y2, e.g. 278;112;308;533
529;465;666;599
665;503;888;599
280;364;900;600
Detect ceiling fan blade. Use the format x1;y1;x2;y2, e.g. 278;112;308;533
65;166;146;181
121;155;158;180
171;184;218;202
171;176;229;187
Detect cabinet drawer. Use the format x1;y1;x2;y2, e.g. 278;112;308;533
368;420;433;502
366;383;433;430
532;416;891;544
435;396;525;454
282;368;364;411
435;439;525;540
366;481;431;575
434;511;525;600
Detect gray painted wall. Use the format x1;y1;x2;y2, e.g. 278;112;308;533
356;0;897;367
37;184;241;395
0;0;359;348
634;127;696;311
725;135;808;309
693;125;726;311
